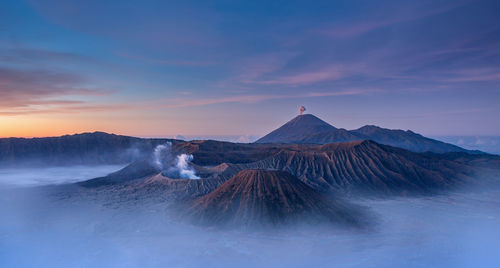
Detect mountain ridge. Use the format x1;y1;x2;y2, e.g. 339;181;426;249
256;113;477;154
0;131;173;166
81;139;492;198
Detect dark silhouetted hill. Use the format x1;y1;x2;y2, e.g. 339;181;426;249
0;132;171;166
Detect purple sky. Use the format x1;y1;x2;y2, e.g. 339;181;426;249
1;0;499;137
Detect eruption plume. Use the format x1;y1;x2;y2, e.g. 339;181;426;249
299;105;306;115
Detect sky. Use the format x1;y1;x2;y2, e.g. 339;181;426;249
0;0;499;138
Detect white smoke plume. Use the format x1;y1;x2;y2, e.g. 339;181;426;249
175;154;200;180
153;142;171;169
152;143;200;179
299;105;306;115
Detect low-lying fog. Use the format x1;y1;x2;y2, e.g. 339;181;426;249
0;167;499;268
0;165;125;187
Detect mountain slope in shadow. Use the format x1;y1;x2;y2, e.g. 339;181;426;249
182;169;364;228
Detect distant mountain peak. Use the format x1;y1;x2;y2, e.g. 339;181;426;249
256;114;336;143
357;125;380;130
256;114;473;153
286;114;335;128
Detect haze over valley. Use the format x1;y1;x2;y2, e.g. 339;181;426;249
1;111;500;267
2;0;500;267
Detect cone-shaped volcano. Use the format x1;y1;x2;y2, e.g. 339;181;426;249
183;169;362;227
255;114;363;144
256;114;336;143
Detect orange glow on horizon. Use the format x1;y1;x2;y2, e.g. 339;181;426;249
0;116;108;138
0;112;263;138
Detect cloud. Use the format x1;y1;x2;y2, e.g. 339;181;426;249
0;44;132;116
318;1;471;38
236;53;298;82
0;103;131;116
154;88;381;109
27;0;221;49
392;107;496;119
0;48;96;64
255;65;345;86
441;68;500;82
0;67;116;115
222;52;359;88
214;52;298;90
115;51;217;66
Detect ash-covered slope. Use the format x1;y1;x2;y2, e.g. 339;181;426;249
255;114;474;154
78;159;161;187
174;140;284;166
78;140;483;198
297;128;367;144
76;159;240;201
183;169;362;227
241;140;474;195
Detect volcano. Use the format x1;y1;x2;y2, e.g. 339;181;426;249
182;169;363;227
255;113;475;154
241;140;474;195
256;114;344;143
80;139;489;198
